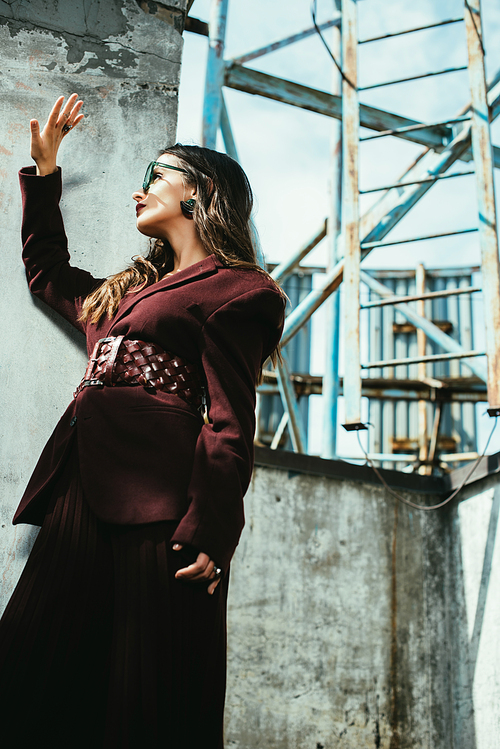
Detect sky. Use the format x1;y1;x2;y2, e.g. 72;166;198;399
176;0;500;460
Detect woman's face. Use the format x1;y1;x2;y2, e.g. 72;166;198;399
132;154;196;238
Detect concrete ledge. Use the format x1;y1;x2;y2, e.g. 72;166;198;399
255;445;500;498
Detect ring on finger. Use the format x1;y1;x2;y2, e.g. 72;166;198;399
213;566;222;578
62;123;72;133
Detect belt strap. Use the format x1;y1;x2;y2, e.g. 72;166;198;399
74;337;206;414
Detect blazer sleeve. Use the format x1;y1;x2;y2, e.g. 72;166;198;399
171;285;285;573
19;166;103;334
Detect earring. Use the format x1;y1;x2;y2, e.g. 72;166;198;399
180;198;195;218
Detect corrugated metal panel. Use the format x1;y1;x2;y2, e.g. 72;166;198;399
258;271;313;450
366;267;478;469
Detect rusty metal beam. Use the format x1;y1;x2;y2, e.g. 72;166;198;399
465;0;500;414
341;0;364;430
224;64;451;150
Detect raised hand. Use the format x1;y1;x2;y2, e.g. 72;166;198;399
30;93;84;176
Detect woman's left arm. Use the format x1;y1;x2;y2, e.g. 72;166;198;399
171;284;285;581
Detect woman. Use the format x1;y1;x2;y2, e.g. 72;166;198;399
0;94;285;748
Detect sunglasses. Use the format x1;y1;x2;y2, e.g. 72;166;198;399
142;161;188;191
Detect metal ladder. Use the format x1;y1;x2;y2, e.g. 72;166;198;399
340;0;500;444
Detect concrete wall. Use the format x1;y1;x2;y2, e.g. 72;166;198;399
0;0;185;604
225;456;500;749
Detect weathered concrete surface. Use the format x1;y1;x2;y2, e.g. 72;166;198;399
0;0;185;610
226;456;500;748
449;475;500;749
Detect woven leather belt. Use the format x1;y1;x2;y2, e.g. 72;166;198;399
74;336;206;413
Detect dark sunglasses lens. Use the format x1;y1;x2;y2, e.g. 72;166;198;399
143;162;154;191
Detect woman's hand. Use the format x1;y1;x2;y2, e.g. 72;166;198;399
30;93;84;176
173;544;222;595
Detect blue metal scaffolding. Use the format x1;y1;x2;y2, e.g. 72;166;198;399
188;0;500;472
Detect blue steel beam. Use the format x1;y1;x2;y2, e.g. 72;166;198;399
271;221;327;282
202;0;228;148
224;64;451;150
322;1;342;459
465;0;500;411
219;92;266;269
220;93;239;161
225;63;500;167
276;355;306;453
359;74;500;244
280;75;500;347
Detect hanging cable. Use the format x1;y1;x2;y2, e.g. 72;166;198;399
355;416;498;511
310;0;356;89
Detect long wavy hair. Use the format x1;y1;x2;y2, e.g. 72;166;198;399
79;144;283;368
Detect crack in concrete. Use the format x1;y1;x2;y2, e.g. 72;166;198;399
0;15;177;65
105;37;177;65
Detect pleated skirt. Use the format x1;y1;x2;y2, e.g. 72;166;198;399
0;448;228;749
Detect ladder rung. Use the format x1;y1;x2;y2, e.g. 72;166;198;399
361;228;479;249
359;65;468;91
360;116;471;142
359;17;464;44
362;351;485;369
359;170;475;195
361;286;482;310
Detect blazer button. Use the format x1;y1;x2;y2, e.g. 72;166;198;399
70;416;77;427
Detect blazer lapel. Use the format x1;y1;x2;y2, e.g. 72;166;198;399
108;254;221;331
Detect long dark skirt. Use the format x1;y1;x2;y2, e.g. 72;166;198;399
0;449;228;749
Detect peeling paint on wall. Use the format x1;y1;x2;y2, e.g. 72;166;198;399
0;0;185;624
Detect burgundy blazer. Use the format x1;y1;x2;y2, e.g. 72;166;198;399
14;167;285;571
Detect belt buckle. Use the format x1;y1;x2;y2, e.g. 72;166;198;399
81;379;105;389
88;337;115;376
